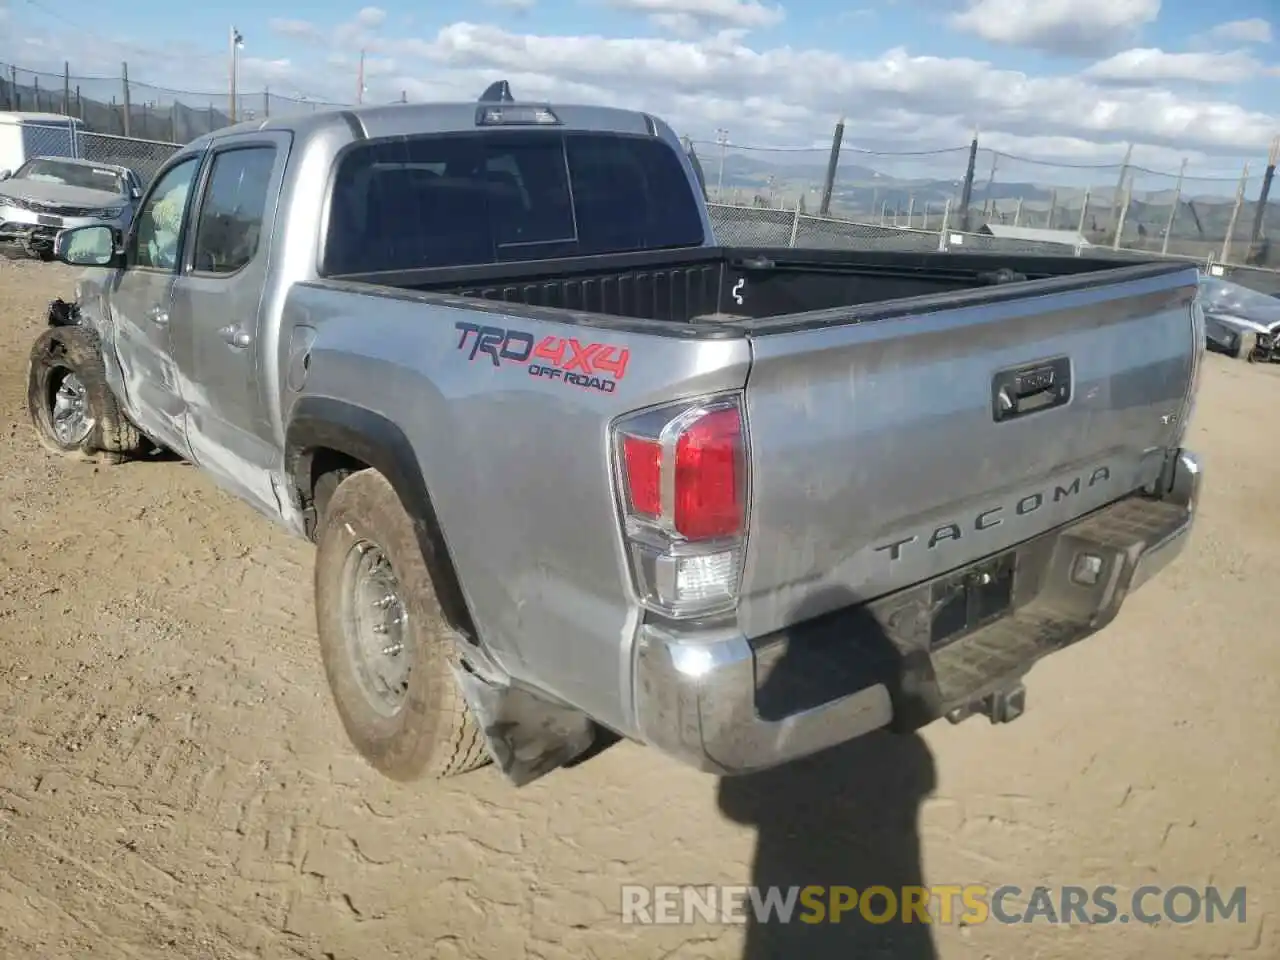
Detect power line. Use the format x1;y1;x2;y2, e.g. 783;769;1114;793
19;0;223;64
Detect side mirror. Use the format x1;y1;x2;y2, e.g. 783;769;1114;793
0;169;11;181
54;225;123;268
130;186;141;200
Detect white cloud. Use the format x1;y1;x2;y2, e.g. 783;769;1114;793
4;12;1276;175
483;0;537;9
950;0;1161;56
375;22;1275;156
607;0;784;30
1084;47;1268;84
650;12;704;36
1206;18;1272;45
355;6;387;28
268;18;322;42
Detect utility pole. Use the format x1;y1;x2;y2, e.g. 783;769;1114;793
357;49;366;105
715;128;729;203
229;26;244;124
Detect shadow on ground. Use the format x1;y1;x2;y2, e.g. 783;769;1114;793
718;587;939;960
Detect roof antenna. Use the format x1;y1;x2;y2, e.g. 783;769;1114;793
479;80;515;103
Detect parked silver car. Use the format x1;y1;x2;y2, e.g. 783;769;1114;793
0;156;142;260
1197;275;1280;361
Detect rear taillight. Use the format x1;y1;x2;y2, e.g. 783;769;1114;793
612;394;748;619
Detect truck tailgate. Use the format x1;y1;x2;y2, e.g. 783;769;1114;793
736;263;1199;640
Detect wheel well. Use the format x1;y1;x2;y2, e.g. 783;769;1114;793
308;448;367;520
297;445;481;650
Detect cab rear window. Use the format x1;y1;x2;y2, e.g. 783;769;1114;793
322;130;705;275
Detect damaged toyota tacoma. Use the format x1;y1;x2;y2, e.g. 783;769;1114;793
28;86;1205;788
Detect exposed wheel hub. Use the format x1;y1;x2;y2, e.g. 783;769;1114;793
340;539;412;716
50;370;95;446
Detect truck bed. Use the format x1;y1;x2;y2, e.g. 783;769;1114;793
330;245;1189;331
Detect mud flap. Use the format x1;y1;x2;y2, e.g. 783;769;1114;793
448;656;597;788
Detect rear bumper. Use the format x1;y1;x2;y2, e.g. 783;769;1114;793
633;447;1202;775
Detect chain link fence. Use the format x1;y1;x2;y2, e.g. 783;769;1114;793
1;60;351;144
16;122;180;184
706;203;1280;292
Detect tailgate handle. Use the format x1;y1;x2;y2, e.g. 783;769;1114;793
992;357;1071;423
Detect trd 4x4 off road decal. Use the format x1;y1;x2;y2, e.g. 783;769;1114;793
453;321;630;394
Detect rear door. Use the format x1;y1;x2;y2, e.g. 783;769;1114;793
735;264;1200;639
169;132;289;514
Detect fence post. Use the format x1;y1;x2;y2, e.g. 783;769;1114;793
980;151;998;222
263;87;270;118
170;103;178;143
1161;158;1187;256
1046;190;1057;229
1013;197;1023;227
906;195;915;228
63;62;70;115
958;129;978;232
1076;188;1091;236
33;75;41;112
9;65;19;111
1110;143;1133;236
789;198;802;247
938;198;952;252
75;86;82;120
1221;161;1251;264
121;62;132;137
819;116;844;217
1246;136;1279;263
1112;175;1132;250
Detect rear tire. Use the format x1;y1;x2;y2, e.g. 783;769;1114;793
27;325;144;464
314;469;490;781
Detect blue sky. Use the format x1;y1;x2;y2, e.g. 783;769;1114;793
2;0;1277;182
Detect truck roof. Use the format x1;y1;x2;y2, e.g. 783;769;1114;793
189;98;669;153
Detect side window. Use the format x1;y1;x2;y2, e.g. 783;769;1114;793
132;157;200;271
191;147;277;275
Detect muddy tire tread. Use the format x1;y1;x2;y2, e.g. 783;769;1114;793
314;468;490;781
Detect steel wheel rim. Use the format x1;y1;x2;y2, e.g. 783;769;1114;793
50;370;95;446
339;538;413;718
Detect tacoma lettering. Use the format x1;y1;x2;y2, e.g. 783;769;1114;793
874;466;1112;562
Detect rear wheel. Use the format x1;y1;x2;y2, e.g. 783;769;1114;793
27;325;143;464
314;469;490;781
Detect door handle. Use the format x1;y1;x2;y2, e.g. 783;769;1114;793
147;306;169;326
219;324;252;349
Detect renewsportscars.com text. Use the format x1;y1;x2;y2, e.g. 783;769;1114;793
621;884;1247;926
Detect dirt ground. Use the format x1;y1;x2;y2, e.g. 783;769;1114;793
0;258;1276;960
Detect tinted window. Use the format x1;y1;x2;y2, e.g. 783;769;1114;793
565;132;704;256
323;130;704;275
132;156;200;270
191;147;277;275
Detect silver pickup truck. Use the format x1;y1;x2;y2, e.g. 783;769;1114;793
28;86;1205;788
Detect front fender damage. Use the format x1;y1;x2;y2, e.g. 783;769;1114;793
47;298;81;327
446;632;596;787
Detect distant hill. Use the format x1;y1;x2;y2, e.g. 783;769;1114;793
691;145;1277;248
